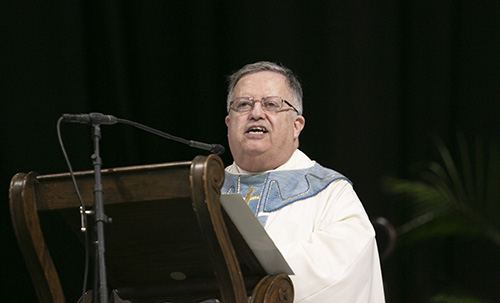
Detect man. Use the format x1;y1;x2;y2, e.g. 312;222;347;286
222;61;385;302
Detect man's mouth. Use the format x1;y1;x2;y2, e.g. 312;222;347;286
246;126;268;134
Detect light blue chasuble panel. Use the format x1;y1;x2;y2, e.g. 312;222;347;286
222;163;350;226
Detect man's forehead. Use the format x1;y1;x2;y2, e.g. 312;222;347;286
237;70;285;83
234;71;289;95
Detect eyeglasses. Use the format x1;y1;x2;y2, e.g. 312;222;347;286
229;96;299;113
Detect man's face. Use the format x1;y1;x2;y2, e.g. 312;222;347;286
225;71;305;172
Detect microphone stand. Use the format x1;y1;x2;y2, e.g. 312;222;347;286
90;123;110;303
59;112;225;302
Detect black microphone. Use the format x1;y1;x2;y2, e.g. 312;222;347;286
189;140;225;155
62;113;118;125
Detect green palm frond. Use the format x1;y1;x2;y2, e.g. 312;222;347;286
384;134;500;246
431;292;484;303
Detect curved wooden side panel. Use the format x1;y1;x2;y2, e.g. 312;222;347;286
190;155;248;303
250;274;294;303
9;172;64;303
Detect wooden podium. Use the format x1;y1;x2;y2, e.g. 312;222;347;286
9;154;293;303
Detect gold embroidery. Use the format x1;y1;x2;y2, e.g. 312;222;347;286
237;174;268;209
244;187;258;204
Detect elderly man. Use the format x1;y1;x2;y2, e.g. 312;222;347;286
222;61;385;302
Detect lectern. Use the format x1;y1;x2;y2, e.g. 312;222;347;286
9;154;293;303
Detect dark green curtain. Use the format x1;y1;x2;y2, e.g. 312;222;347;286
2;1;499;302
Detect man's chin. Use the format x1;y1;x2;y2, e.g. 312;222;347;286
241;145;269;156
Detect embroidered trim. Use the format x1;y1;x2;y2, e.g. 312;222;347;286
263;173;347;212
222;163;350;214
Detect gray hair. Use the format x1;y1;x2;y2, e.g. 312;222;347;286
226;61;303;115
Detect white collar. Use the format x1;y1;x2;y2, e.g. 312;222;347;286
227;149;315;174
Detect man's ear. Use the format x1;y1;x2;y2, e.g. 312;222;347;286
225;115;230;126
293;115;305;138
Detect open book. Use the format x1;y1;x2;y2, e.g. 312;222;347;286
220;194;294;276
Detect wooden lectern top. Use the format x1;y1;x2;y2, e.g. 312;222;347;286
9;155;293;303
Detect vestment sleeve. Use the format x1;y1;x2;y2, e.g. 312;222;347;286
277;181;385;303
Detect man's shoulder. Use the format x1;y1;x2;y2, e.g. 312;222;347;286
264;163;350;212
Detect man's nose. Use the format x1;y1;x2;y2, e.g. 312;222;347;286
249;101;265;118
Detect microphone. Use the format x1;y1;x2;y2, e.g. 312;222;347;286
60;113;225;155
62;113;118;125
189;140;225;155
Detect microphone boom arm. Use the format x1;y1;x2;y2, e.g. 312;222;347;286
62;113;225;155
116;117;225;155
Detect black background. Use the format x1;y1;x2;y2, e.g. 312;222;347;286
2;1;499;302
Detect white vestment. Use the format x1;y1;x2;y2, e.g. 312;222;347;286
224;149;385;303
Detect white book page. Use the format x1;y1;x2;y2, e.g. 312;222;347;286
220;194;294;275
